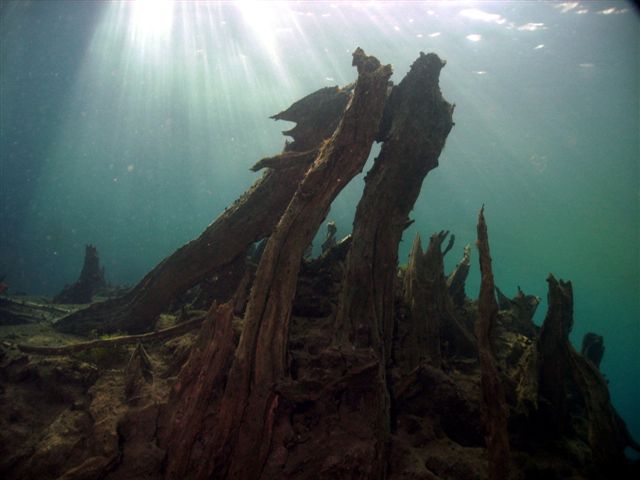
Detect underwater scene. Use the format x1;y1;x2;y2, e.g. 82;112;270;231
0;1;638;478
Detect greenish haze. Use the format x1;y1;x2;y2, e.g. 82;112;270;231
1;0;638;451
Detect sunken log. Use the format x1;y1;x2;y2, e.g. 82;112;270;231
54;244;106;304
334;52;455;362
162;48;392;480
475;207;510;480
54;85;351;335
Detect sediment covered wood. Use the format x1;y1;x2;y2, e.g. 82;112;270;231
475;207;510;480
163;48;392;480
54;86;351;336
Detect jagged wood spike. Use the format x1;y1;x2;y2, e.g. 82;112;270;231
475;206;510;480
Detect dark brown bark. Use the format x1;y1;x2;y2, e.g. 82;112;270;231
475;207;510;480
54;86;351;336
334;52;454;361
163;48;392;480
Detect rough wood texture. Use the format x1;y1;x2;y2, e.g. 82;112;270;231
54;86;351;336
160;302;236;479
162;48;392;480
334;52;454;361
535;276;639;469
124;343;153;404
475;207;510;480
447;244;471;307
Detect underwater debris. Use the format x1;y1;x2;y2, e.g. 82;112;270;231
475;207;510;480
0;275;8;296
53;244;106;304
446;243;471;307
54;84;353;336
320;220;337;254
2;49;638;480
581;331;605;369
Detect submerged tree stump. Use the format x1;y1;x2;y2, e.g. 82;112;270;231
54;86;351;335
475;207;510;480
334;52;455;362
54;244;106;304
162;48;392;480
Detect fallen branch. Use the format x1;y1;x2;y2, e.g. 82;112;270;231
17;315;206;355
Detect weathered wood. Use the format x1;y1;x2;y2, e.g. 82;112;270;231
398;231;475;371
18;314;206;355
161;302;236;479
0;296;74;325
124;343;153;404
320;221;337;254
475;207;510;480
163;48;392;480
54;86;351;336
250;149;317;172
334;52;455;362
581;332;604;369
536;277;639;466
399;233;444;368
446;244;471;307
54;244;107;304
537;274;574;436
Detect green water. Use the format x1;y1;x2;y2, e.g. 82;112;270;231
1;0;638;449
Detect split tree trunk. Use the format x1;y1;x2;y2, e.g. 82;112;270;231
162;48;392;480
333;52;455;361
54;86;351;335
475;207;511;480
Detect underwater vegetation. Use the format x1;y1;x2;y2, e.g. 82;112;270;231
0;47;638;480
